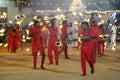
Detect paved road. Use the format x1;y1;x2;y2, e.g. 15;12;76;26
0;43;120;80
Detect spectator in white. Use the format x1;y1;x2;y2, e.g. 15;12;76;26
67;22;73;47
110;20;117;51
104;19;112;47
112;9;117;20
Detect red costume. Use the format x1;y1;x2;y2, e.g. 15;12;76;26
80;29;94;75
47;26;59;65
29;27;45;69
59;24;69;59
90;18;99;63
10;29;18;53
97;26;104;57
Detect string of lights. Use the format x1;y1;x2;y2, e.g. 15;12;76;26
7;0;116;7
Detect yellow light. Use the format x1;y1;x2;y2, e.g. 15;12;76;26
26;48;30;52
15;15;20;19
33;16;37;20
29;21;34;26
79;12;83;16
98;14;102;18
57;8;61;11
26;29;29;35
78;37;82;43
0;43;3;46
112;47;115;51
9;20;12;24
55;15;61;20
0;15;5;18
42;27;46;31
26;36;31;40
17;21;22;25
22;39;26;42
44;16;48;19
72;11;77;16
100;19;105;24
60;14;64;18
0;33;4;36
24;2;27;4
3;12;7;16
74;21;78;24
0;28;5;33
22;35;25;38
40;22;43;26
60;25;63;29
4;43;8;47
18;1;21;4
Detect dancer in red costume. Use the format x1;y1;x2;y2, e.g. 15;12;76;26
47;19;59;65
40;18;59;65
90;13;99;63
59;20;69;59
10;28;18;53
29;20;45;69
79;21;95;76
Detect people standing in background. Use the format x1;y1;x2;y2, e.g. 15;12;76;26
110;20;117;51
104;19;112;47
97;24;105;57
112;9;117;20
59;20;69;59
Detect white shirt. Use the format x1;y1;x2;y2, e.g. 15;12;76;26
112;12;117;20
111;25;117;34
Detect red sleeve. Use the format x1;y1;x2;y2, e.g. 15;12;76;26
29;28;34;35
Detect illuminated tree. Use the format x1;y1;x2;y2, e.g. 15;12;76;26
69;0;86;11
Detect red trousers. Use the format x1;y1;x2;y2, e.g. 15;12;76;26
32;43;45;68
92;39;98;63
10;39;18;53
81;49;94;74
48;40;58;64
59;41;68;58
97;38;104;56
